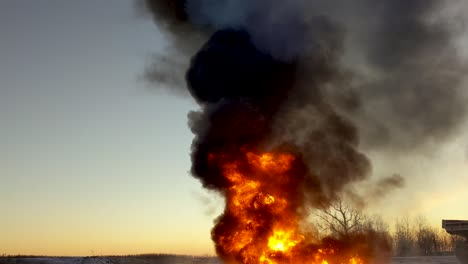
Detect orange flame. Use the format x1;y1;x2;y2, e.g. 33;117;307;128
211;150;369;264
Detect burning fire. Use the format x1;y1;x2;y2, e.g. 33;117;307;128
210;149;368;264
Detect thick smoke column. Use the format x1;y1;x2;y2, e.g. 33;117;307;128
143;0;376;201
144;0;468;150
142;0;467;262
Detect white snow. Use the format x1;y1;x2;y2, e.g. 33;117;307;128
0;256;460;264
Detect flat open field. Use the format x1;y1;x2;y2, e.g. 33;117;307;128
391;256;459;264
0;256;460;264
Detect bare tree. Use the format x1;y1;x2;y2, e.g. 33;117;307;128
414;216;439;255
315;207;458;257
392;216;456;257
363;214;390;234
437;228;457;253
394;216;415;256
316;198;364;238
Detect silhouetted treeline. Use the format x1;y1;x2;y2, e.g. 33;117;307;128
392;216;463;257
314;200;464;257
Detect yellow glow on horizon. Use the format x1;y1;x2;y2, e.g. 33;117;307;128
1;227;215;256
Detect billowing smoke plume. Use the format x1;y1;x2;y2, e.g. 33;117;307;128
143;0;468;151
322;0;468;150
142;0;387;203
142;0;467;262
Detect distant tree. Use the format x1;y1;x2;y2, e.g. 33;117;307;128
392;215;459;256
362;214;394;255
394;216;415;256
437;228;458;253
414;216;439;255
363;214;390;234
315;206;458;257
316;198;364;238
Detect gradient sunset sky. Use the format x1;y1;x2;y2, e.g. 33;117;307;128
1;0;467;257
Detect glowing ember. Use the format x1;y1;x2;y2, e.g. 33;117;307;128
210;149;371;264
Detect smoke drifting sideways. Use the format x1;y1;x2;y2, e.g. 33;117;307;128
143;0;378;206
143;0;468;152
141;0;468;219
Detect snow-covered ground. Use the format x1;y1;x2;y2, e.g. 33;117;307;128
0;256;221;264
0;256;460;264
392;256;459;264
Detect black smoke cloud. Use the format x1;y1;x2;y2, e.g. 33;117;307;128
143;0;467;151
301;0;468;150
142;0;467;202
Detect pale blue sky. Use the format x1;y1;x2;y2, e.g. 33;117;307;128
0;0;467;256
0;0;217;256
